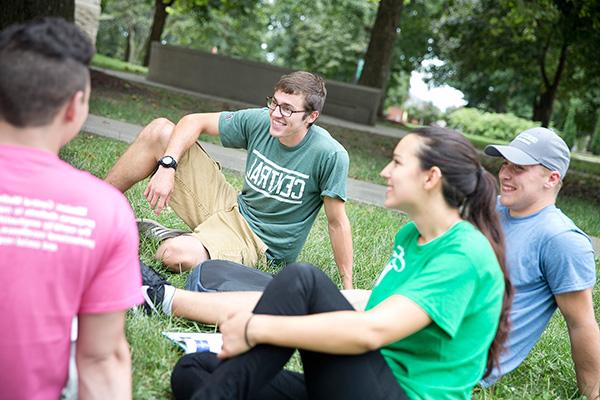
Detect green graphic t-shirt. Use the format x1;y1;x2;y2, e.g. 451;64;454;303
219;108;349;264
366;221;504;400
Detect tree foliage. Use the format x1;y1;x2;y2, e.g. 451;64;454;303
265;0;376;83
589;111;600;155
561;99;578;149
385;0;444;110
0;0;75;30
143;0;259;64
163;0;268;62
97;0;154;64
447;108;539;141
429;0;600;128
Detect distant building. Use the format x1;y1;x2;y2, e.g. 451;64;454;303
385;105;408;124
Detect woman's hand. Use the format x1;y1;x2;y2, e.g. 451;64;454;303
218;311;255;359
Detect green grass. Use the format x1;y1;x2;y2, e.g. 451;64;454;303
557;197;600;237
92;54;148;75
59;132;599;399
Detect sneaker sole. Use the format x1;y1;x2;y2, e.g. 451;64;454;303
136;218;189;242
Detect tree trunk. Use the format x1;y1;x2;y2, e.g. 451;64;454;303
1;0;75;30
358;0;404;117
125;26;136;63
142;0;173;67
491;96;508;114
532;37;569;127
124;27;131;62
532;89;557;128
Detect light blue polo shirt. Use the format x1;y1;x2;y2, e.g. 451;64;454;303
482;203;596;385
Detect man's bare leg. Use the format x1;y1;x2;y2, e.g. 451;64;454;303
105;118;174;192
171;289;261;324
106;118;214;270
167;288;370;324
156;235;211;272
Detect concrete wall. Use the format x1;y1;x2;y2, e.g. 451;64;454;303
147;43;382;125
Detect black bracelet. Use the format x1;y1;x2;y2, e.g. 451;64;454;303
244;314;255;348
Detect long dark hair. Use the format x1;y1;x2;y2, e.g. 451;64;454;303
411;127;513;378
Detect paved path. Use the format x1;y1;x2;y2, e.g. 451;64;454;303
83;114;600;255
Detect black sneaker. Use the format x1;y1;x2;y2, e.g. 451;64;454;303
141;284;166;315
140;260;169;287
139;261;170;315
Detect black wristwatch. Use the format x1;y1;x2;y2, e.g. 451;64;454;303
158;155;177;170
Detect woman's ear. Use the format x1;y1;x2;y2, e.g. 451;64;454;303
423;166;442;190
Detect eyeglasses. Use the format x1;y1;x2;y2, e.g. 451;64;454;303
266;96;306;118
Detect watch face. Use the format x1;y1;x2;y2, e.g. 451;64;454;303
159;156;177;169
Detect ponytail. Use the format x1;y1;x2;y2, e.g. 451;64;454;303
464;169;513;378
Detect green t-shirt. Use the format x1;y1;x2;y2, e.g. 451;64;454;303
219;108;349;264
366;221;504;400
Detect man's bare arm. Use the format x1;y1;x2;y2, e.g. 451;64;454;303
323;197;353;289
146;112;221;215
77;311;132;400
556;289;600;400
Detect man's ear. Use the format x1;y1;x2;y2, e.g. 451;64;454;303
544;171;562;190
305;110;319;125
423;166;442;190
63;90;85;123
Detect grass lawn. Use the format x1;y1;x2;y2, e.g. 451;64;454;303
60;132;599;399
92;54;148;75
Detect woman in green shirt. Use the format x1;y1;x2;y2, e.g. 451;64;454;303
171;127;512;400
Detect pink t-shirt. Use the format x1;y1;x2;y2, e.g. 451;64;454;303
0;144;143;400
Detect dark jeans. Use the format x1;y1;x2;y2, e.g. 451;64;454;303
171;263;408;400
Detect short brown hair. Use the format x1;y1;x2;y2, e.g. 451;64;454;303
0;18;94;128
274;71;327;114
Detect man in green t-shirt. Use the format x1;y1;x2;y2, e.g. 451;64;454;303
105;71;353;289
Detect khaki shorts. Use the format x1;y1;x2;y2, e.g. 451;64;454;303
169;142;267;266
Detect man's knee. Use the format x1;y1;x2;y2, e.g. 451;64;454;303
138;117;174;148
281;262;328;289
173;352;219;377
156;235;208;270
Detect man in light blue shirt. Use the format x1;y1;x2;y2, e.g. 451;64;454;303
482;127;600;399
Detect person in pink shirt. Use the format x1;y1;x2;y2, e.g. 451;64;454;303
0;18;143;399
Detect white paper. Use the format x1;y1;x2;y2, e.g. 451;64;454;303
162;331;223;354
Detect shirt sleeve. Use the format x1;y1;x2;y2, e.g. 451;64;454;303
78;194;143;313
394;253;478;338
541;230;596;294
219;108;269;149
319;150;349;201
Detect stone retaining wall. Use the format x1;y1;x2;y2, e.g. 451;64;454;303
147;43;382;125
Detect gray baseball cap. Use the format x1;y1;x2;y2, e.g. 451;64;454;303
484;127;570;178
